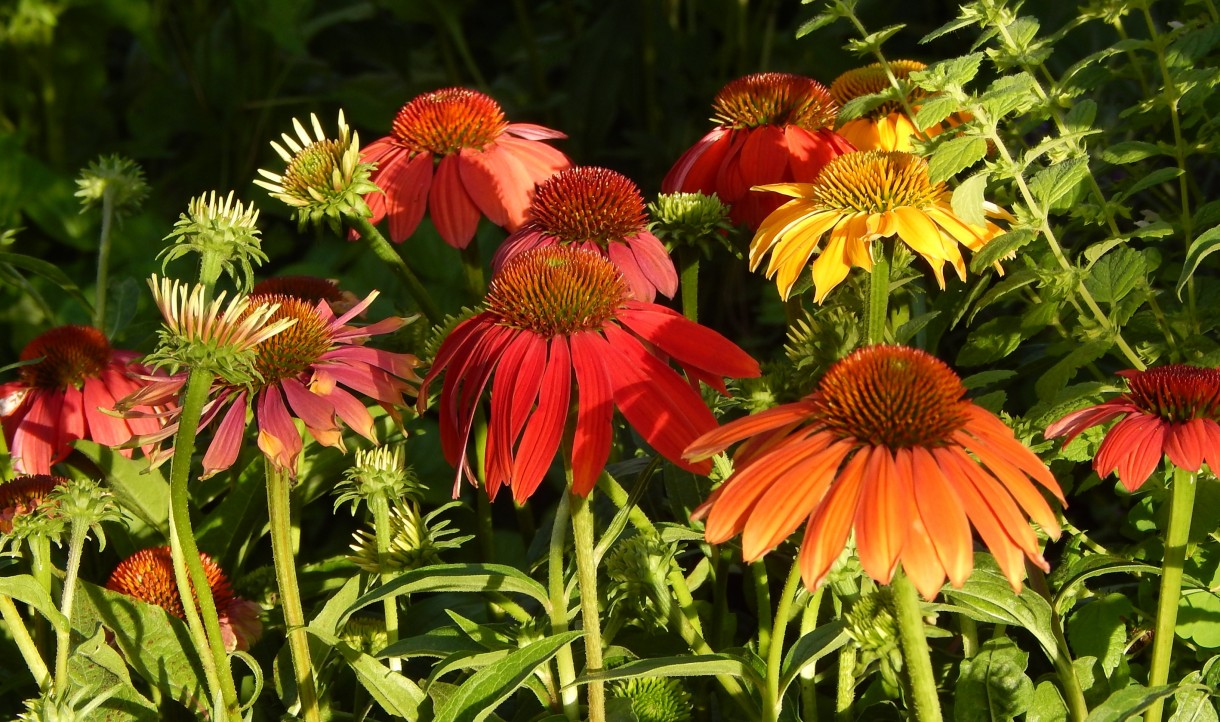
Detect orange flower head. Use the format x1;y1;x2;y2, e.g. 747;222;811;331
486;246;629;337
252;276;359;315
0;474;63;534
18;326;111;389
493;167;677;301
249;295;335;385
830;61;968;151
1046;365;1220;491
830;61;929;117
106;546;261;651
358;87;571;248
663;73;854;230
685;344;1064;600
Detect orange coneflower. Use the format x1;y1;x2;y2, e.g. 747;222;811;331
685;345;1064;600
0;326;162;475
829;61;965;152
422;246;760;503
357;88;571;248
663;72;855;230
492;166;678;302
0;475;63;533
1046;365;1220;491
751;150;1013;302
107;546;261;652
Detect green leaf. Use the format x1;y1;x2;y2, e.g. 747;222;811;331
348;564;551;616
1051;554;1160;616
0;574;69;632
1082;685;1184;722
1176;225;1220;299
1028;680;1069;722
1170;671;1219;722
910;53;984;92
1028;158;1089;210
837;92;890;123
940;554;1059;660
1177;589;1220;648
435;632;582;722
894;311;941;345
970;228;1037;274
957;316;1025;366
845;24;905;55
1116;167;1184;202
952;171;991;227
1067;594;1132;677
74;440;170;539
961;369;1017;390
979;74;1039;120
796;13;838;38
381;627;490;660
1063;99;1097;134
579;653;765;692
308;628;427;718
928;136;988;184
915;94;966;130
0;251;95;313
954;637;1034;721
778;620;849;696
1099;141;1164;165
1084;246;1145;304
1035;340;1112;402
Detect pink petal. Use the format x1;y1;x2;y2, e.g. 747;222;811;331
202;392;249;478
505;123;568;141
281;378;342;449
430;153;482;249
256;387;303;477
623;232;678;299
58;385;86;460
313;384;376;442
82;375;131;448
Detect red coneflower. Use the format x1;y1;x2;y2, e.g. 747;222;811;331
492;166;678;301
0;326;161;475
0;474;63;534
685;345;1064;600
663;72;855;229
107;546;262;652
357;87;572;248
1045;365;1220;491
421;246;760;503
251;276;359;315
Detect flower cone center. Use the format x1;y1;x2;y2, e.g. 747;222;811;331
282;139;346;198
529;167;648;246
711;72;838;130
248;295;333;384
0;475;63;534
106;546;235;619
486;247;629;337
830;61;928;118
809;151;941;214
811;345;969;448
253;276;348;308
1123;365;1220;422
19;325;112;389
391;87;508;155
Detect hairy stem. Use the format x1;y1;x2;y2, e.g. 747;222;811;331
1;594;48;690
762;562;803;722
370;495;402;673
347;215;442;325
892;573;943;722
93;187;115;330
1145;467;1198;722
571;492;606;722
548;493;580;719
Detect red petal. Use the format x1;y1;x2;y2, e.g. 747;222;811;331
58;385;85;461
738;125;790;189
662;128;732;193
491;228;550;276
497;135;570;181
430;154;482;249
12;390;60;474
1093;414;1165;491
459;145;532;229
485;333;546;496
684;399;817;460
570;331;614;496
618;304;760;379
510;337;572;503
1165;419;1208;473
1044;400;1132;444
82;374;130;447
384;152;433;243
282;378;342;449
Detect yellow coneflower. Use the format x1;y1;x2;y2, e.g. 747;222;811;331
829;61;965;152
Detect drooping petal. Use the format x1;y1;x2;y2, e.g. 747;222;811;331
685;399;819;461
1093;414;1166;491
799;449;869;590
282;378;342;450
853;447;909;585
383;152;434;243
569;331;615;496
910;446;973;588
1164;418;1208;473
82;375;130;448
460;144;534;230
256;386;303;477
429;153;483;249
58;386;86;462
662;128;732;193
617;304;760;380
11;391;59;474
510;336;572;503
202;392;250;478
485;333;546;498
622;232;679;299
1044;400;1133;445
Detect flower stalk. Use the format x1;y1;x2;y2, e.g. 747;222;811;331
763;562;804;722
892;572;942;722
369;494;402;673
93;186;115;330
2;593;49;690
547;492;579;719
346;215;442;325
867;244;890;345
570;490;606;722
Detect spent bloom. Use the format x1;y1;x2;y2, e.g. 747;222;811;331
106;545;262;652
829;61;964;152
492;166;678;301
75;154;149;218
0;474;63;534
1045;365;1220;491
421;246;760;503
160;191;267;292
685;345;1064;599
0;325;163;475
255;110;379;233
750;150;1013;302
663;72;855;229
357;87;571;248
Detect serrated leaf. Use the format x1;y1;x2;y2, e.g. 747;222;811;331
1084;246;1145;304
970;228;1037;273
952;171;991;227
1082;685;1184;722
0;251;95;313
0;574;69;632
1176;225;1220;299
940;554;1059;660
1063;99;1097;134
796;13;837;38
309;628;426;718
979;74;1039;120
1117;167;1184;202
845;23;905;55
915;94;966;130
778;620;849;696
837;92;890;123
911;53;984;91
74;440;169;539
1028;680;1069;722
1028;157;1089;209
954;637;1034;721
1170;671;1219;722
1035;340;1112;402
1099;141;1164;165
435;632;581;722
1083;239;1129;267
928;135;988;184
348;564;551;617
1067;594;1132;677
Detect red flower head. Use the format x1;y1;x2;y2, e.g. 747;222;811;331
1046;365;1220;491
685;345;1064;600
421;246;760;503
106;546;262;652
662;72;855;229
0;326;162;475
492;166;678;302
0;474;64;534
251;275;360;315
357;87;572;249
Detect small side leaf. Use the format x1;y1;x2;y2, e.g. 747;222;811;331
435;631;582;722
1177;225;1220;299
348;564;550;617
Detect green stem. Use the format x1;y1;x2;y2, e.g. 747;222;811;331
892;572;942;722
53;523;88;690
370;495;402;673
763;562;803;722
1026;563;1088;722
571;492;606;722
197;250;225;294
800;587;824;722
753;561;772;661
266;461;321;722
348;215;442;325
0;429;12;481
548;493;579;719
679;247;700;322
867;245;890;345
1;594;48;690
1144;467;1198;722
92;184;115;331
460;240;486;299
835;643;857;722
168;370;239;719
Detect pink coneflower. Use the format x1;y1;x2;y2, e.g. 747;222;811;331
0;326;161;475
1046;365;1220;491
663;72;855;229
492;166;678;301
357;87;572;248
421;246;760;503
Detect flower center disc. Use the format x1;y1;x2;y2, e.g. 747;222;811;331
282;139;346;197
1123;365;1220;422
486;247;629;337
528;167;648;245
248;295;333;384
253;276;347;308
809;151;941;214
19;325;112;389
812;345;969;449
711;72;838;130
830;60;928;118
0;475;63;533
391;87;508;155
106;547;234;618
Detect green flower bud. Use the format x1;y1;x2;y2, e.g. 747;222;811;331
343;616;390;656
648;191;734;258
347;501;471;574
608;677;692;722
74;155;149;219
160;191;268;293
605;533;676;631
